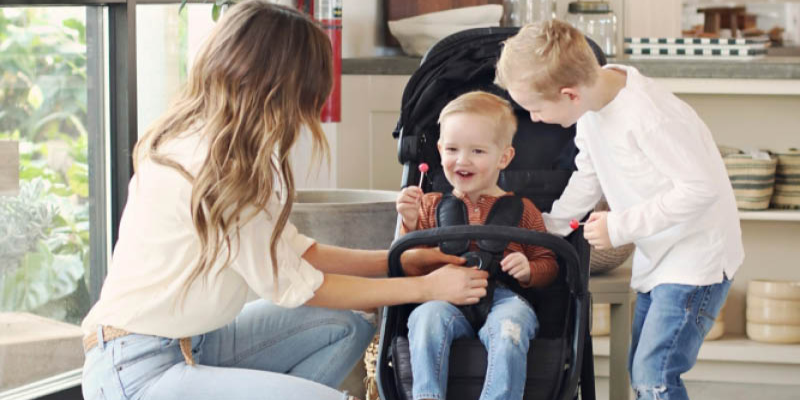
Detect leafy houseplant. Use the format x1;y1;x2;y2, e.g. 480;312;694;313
0;178;85;319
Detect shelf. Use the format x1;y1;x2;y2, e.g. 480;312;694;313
739;210;800;222
592;334;800;365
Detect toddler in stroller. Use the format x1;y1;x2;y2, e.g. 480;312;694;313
395;90;559;400
375;27;608;400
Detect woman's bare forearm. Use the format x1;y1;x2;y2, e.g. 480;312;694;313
304;273;427;309
302;243;388;277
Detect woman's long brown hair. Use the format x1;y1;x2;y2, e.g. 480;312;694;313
132;0;332;303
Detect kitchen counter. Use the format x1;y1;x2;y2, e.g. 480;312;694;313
343;55;800;80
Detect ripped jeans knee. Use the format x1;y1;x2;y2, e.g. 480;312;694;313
631;380;689;400
633;384;667;400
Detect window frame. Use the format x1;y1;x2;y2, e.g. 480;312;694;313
0;1;208;397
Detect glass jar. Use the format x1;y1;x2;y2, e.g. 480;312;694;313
565;1;618;57
503;0;554;27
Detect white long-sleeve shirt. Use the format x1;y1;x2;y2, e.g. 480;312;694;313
543;64;744;293
81;132;323;337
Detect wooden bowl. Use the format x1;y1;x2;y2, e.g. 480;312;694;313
746;295;800;325
705;320;725;340
746;322;800;344
748;280;800;301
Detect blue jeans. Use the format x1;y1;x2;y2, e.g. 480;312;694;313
81;300;375;400
407;287;538;400
628;277;732;400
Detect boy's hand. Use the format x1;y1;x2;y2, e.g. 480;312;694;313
501;252;531;284
400;247;465;277
396;186;423;231
585;211;612;250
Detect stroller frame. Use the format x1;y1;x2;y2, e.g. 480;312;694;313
375;27;607;400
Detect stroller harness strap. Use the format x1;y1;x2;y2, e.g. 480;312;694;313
435;193;525;331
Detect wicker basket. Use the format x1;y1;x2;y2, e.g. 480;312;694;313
722;150;778;211
770;149;800;210
589;199;635;275
364;334;381;400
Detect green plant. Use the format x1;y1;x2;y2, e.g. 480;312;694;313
0;9;87;142
0;178;58;275
0;179;85;315
0;8;90;323
180;0;236;21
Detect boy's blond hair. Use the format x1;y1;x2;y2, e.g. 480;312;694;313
495;19;599;100
438;91;517;147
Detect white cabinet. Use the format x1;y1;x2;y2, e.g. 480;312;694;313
338;75;409;190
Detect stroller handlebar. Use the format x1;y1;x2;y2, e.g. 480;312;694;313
388;225;586;295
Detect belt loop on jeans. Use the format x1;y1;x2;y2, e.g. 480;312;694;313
179;337;196;366
96;325;105;351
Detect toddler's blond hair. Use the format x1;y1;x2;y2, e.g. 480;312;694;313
495;19;599;100
438;91;517;147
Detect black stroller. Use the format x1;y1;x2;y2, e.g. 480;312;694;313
375;27;607;400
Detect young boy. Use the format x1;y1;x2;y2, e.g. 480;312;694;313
494;20;744;400
396;91;558;400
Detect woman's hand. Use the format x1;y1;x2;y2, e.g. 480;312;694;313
423;265;488;305
396;186;423;231
500;252;531;284
584;211;612;250
400;247;465;277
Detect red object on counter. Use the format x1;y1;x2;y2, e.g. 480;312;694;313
315;0;342;122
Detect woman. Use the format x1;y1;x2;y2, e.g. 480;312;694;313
80;2;488;399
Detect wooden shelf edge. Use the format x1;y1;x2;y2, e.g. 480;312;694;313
592;335;800;365
739;210;800;222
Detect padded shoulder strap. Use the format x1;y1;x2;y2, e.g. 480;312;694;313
435;193;470;255
478;195;524;253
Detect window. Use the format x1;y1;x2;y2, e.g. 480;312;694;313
0;5;109;393
136;3;214;137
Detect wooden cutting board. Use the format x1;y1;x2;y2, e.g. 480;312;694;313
384;0;503;46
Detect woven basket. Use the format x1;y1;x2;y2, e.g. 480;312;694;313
770;149;800;210
722;150;778;211
364;334;381;400
589;199;635;275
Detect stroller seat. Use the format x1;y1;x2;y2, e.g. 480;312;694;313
375;28;607;400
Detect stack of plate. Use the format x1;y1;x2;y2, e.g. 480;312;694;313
746;280;800;344
624;37;769;60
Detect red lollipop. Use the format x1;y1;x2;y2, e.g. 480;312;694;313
569;219;582;230
418;163;429;187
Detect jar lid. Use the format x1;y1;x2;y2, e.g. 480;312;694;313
568;1;611;14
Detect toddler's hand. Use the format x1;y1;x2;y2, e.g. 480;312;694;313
501;252;530;285
584;211;612;250
396;186;423;231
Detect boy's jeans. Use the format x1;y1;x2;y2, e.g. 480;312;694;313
407;287;538;400
628;277;732;400
81;299;375;400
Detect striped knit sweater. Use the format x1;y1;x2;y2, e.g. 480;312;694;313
402;192;558;288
